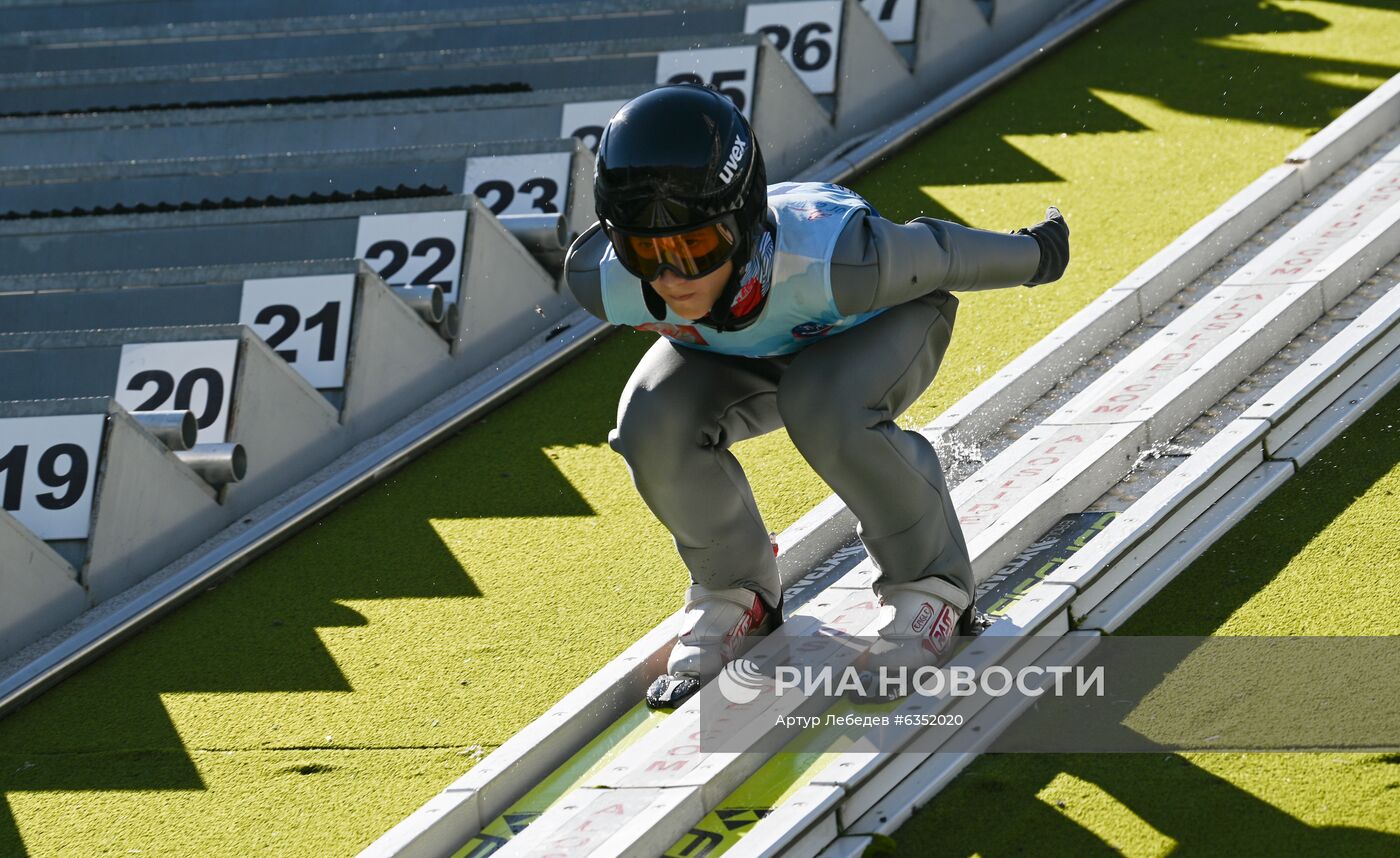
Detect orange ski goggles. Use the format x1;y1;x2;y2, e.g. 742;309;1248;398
604;216;739;281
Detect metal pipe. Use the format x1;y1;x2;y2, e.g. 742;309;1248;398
498;212;569;256
130;410;196;452
389;285;445;325
436;301;461;342
174;443;247;487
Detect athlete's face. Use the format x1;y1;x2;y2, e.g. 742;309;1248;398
652;260;733;321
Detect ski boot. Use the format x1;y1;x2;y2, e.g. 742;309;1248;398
857;576;969;696
645;585;781;709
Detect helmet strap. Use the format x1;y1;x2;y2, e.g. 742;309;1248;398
640;278;668;320
704;217;773;332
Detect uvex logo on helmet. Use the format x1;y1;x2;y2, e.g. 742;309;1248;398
718;134;747;184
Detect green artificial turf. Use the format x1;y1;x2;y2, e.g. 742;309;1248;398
2;0;1399;855
887;386;1400;858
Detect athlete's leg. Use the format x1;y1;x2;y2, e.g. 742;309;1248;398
610;337;788;608
777;291;973;615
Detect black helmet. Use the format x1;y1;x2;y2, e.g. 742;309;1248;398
595;84;769;328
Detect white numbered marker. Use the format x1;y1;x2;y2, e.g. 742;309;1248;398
745;2;843;95
239;274;355;390
861;0;916;43
464;152;573;216
559;100;628;153
354;210;467;296
0;414;104;540
655;47;758;119
115;340;239;445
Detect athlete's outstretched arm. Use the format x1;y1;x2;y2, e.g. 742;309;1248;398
563;223;610;320
830;207;1069;314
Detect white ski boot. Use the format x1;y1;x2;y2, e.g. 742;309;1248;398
645;585;781;709
861;576;969;681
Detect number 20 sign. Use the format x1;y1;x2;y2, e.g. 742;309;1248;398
0;413;104;540
354;210;468;296
114;340;239;445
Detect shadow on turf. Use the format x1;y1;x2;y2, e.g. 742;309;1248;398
861;0;1400;224
0;332;650;854
888;385;1400;855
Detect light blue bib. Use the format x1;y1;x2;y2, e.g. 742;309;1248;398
598;182;885;357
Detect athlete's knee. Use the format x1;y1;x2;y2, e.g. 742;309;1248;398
612;383;709;474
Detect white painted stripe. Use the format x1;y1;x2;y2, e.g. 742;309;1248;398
954;423;1118;536
1051;282;1320;427
362;790;483;858
1287;73;1400;191
815;835;876;858
1228;159;1400;287
839;632;1102;837
1077;461;1294;634
498;784;702;857
1272;345;1400;467
927;289;1142;446
1051;418;1268;619
957;423;1145;580
728;783;844;858
1308;199;1400;310
1244;284;1400;456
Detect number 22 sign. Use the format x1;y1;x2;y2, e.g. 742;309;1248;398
354;210;468;296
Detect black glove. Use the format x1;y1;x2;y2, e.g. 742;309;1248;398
1017;206;1069;285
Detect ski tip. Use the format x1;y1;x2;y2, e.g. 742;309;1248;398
645;673;702;710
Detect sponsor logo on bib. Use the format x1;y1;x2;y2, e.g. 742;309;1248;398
791;321;835;339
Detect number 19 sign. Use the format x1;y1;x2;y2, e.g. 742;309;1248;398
0;413;104;541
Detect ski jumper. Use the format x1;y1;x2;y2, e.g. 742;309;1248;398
566;182;1042;630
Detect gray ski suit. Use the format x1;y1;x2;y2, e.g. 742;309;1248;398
565;187;1043;624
